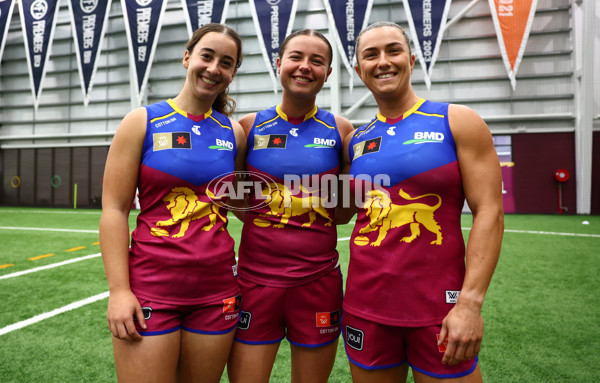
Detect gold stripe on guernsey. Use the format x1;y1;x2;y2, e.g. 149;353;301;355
209;115;232;129
149;98;214;124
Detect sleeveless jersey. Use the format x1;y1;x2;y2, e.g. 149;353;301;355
129;99;239;305
238;105;343;287
344;99;466;327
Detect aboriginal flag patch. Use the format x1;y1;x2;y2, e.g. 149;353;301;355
353;136;381;159
254;134;287;149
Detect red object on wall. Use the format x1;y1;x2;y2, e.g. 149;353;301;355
554;169;570;182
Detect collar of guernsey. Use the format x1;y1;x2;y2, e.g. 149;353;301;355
142;98;237;187
349;98;455;186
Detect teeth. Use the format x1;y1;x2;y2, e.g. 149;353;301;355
202;77;216;85
294;77;311;83
377;73;394;79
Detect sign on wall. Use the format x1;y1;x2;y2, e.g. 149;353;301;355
181;0;230;38
323;0;373;90
68;0;112;107
489;0;538;90
18;0;60;110
121;0;168;106
249;0;298;93
403;0;451;90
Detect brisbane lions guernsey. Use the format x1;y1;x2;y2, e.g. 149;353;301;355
238;105;343;287
129;99;239;305
344;99;466;327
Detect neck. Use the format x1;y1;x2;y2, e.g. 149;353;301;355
173;91;213;116
279;91;317;120
374;87;420;120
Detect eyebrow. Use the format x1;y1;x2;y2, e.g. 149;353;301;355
198;47;235;62
361;42;405;53
287;49;327;61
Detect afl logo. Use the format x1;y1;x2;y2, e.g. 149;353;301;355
80;0;98;13
136;0;153;6
30;0;48;20
266;0;281;5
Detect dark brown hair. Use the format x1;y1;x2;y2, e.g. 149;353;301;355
278;29;333;68
186;23;243;117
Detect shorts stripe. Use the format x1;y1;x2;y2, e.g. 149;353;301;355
410;356;479;379
234;336;285;345
182;320;239;335
139;325;181;336
288;332;340;348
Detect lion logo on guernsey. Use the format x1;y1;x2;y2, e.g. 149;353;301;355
151;187;226;238
253;182;333;229
354;189;443;247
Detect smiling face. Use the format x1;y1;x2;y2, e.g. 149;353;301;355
277;34;333;99
182;31;239;102
355;26;415;99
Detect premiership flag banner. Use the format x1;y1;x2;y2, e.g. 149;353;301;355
0;0;16;67
323;0;373;89
19;0;60;110
489;0;538;90
68;0;112;107
403;0;451;90
181;0;230;38
122;0;168;106
249;0;298;93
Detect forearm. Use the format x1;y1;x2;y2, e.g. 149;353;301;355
100;209;133;293
458;206;504;310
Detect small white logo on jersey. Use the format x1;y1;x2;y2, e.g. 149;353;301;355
446;290;460;304
232;264;238;277
192;125;201;135
387;126;396;136
289;128;299;137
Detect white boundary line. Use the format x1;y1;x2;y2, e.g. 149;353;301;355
0;226;99;233
461;227;600;238
0;291;109;336
0;253;101;280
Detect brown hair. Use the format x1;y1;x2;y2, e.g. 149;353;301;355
186;23;243;117
278;29;333;68
355;21;412;58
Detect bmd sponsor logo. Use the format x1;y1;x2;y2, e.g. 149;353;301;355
209;138;234;151
305;137;336;148
403;131;444;145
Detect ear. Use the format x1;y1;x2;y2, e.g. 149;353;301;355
276;57;281;74
182;50;190;69
410;54;416;74
354;64;363;81
324;66;333;82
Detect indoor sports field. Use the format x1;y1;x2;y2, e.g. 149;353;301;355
0;207;598;382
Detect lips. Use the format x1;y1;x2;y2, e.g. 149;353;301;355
201;76;218;85
376;73;396;79
292;76;312;83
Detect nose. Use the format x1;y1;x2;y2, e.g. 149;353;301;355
206;59;219;74
298;58;310;73
376;52;390;68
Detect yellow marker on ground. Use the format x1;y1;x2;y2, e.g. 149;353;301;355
0;264;14;269
66;246;86;252
29;254;56;261
92;241;100;245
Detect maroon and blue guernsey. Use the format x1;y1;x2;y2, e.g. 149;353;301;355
238;105;343;287
345;99;466;327
129;99;239;305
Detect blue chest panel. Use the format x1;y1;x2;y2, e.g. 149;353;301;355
349;100;456;186
141;100;237;187
246;106;342;180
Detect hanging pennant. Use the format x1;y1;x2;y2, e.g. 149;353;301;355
68;0;112;107
18;0;61;110
0;0;16;66
248;0;298;93
402;0;451;90
323;0;373;90
489;0;538;90
181;0;230;38
121;0;168;106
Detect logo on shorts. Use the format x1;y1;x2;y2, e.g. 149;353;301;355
238;311;251;330
437;334;448;352
223;295;242;313
134;306;152;321
316;311;340;327
346;326;364;351
445;290;460;304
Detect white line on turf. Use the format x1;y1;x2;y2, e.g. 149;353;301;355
0;291;109;336
461;227;600;238
0;226;98;233
0;253;101;280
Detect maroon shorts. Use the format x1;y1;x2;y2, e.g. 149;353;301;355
342;311;478;379
234;268;343;347
134;294;241;336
